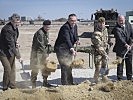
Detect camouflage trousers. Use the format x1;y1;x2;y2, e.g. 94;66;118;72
30;50;50;82
93;54;108;82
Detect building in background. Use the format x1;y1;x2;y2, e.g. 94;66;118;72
21;16;26;21
126;11;133;24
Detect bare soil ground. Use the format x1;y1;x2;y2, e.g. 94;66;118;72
0;22;132;100
0;80;133;100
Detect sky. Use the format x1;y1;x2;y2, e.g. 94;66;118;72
0;0;133;20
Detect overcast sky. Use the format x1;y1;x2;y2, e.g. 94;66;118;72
0;0;132;20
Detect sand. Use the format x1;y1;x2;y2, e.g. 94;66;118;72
0;80;133;100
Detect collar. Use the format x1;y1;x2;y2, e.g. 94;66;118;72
41;27;48;34
10;22;17;30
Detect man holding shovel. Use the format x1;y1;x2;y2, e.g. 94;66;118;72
30;20;53;88
112;15;133;81
54;14;80;85
0;13;21;91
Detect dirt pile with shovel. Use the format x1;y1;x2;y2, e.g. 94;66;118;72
0;80;133;100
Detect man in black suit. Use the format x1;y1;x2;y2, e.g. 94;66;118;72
54;14;80;85
112;15;133;81
0;13;21;91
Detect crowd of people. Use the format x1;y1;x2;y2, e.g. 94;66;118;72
0;13;132;91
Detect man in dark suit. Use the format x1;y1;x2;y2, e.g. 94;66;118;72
0;13;21;91
112;15;133;81
54;14;79;85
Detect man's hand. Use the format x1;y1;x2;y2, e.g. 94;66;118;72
70;48;77;56
16;41;20;48
18;58;23;63
75;40;80;45
125;44;131;50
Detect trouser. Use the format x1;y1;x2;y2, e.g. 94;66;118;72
117;54;132;80
0;55;16;89
30;50;50;84
94;54;107;82
61;65;73;85
56;51;73;85
31;68;51;82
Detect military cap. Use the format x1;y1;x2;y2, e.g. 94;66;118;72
98;17;105;22
11;13;20;21
43;20;51;25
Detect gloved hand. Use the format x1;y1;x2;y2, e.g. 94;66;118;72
99;50;107;56
98;47;107;56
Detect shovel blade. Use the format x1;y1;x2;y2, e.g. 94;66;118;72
19;60;30;80
20;72;30;80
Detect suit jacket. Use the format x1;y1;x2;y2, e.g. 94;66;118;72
54;21;79;54
0;22;19;57
112;21;133;57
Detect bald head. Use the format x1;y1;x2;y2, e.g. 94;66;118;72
117;15;125;26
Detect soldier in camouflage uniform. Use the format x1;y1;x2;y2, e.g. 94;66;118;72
30;20;52;88
91;17;109;83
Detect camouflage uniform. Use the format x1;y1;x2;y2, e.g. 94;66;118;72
91;24;109;83
30;27;51;88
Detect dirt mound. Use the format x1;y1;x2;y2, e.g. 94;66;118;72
0;80;133;100
0;88;63;100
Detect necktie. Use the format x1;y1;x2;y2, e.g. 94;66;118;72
72;26;74;33
121;26;125;31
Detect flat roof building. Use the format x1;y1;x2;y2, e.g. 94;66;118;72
126;11;133;24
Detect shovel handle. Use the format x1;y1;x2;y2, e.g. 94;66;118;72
20;60;25;72
74;43;78;59
123;49;130;60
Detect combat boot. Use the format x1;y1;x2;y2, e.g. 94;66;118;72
43;81;53;87
43;76;53;87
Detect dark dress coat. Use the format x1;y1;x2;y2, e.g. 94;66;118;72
112;21;133;57
0;22;19;57
54;21;78;54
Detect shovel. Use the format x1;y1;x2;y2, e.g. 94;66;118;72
112;49;130;65
20;60;30;80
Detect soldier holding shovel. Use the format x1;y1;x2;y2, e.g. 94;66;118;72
91;17;110;83
30;20;55;88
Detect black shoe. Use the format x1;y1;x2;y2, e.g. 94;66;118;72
10;85;16;89
43;82;54;87
3;87;8;91
71;82;78;85
118;79;122;81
